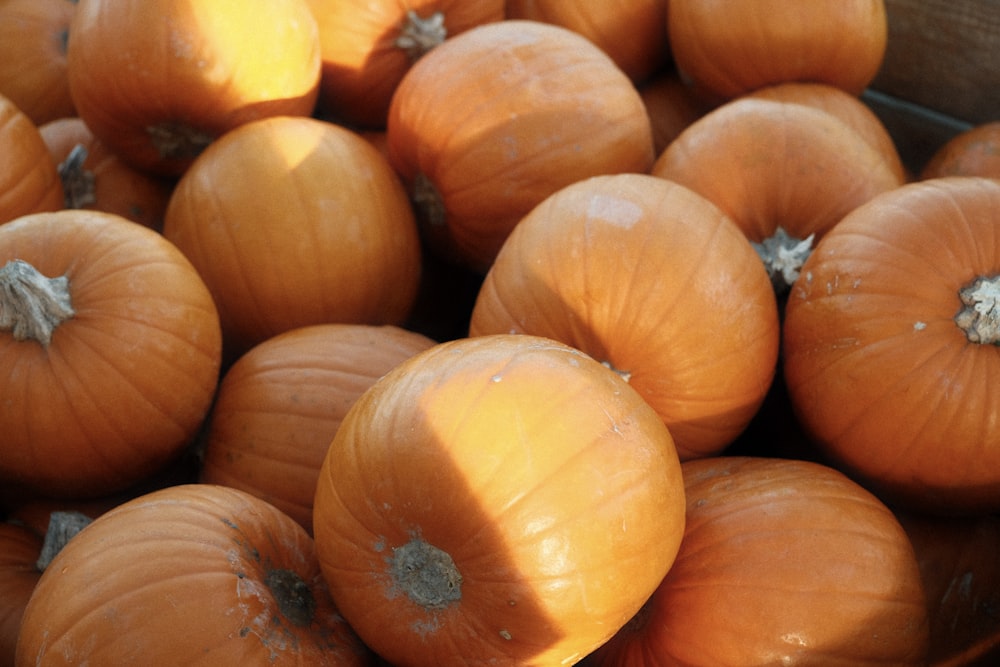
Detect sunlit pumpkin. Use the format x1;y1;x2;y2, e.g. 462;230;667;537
783;177;1000;514
0;93;62;225
470;174;780;460
313;334;686;666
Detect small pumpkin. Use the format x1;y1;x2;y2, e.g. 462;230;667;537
387;19;655;272
651;96;904;293
163;115;422;360
66;0;321;176
312;334;686;666
667;0;888;100
921;121;1000;181
0;210;222;499
782;177;1000;514
39;116;174;231
470;174;780;460
587;456;930;666
199;323;436;535
0;94;62;225
15;484;373;665
506;0;671;84
307;0;504;129
0;0;76;126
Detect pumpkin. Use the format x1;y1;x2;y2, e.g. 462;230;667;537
199;323;436;535
386;19;655;272
470;174;780;460
307;0;504;129
505;0;671;84
15;483;373;666
897;511;1000;666
0;210;222;499
667;0;888;100
0;0;76;126
0;94;63;225
782;177;1000;514
312;334;686;666
38;116;174;231
0;523;43;666
66;0;321;176
162;115;422;360
638;69;713;156
587;456;930;667
651;96;904;293
921;121;1000;181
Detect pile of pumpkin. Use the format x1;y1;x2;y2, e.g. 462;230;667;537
2;0;999;665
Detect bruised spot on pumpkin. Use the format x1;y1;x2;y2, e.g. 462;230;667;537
389;537;463;610
264;568;317;627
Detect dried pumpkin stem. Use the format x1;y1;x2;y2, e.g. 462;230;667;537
751;227;815;293
412;173;446;227
0;259;75;346
395;10;447;61
390;537;462;610
36;511;93;571
147;121;214;160
955;275;1000;344
58;143;97;209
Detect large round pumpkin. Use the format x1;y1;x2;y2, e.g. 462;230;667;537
14;484;373;665
200;323;436;534
66;0;321;176
667;0;888;100
587;456;930;666
312;334;686;666
163;115;422;360
386;19;655;272
470;174;780;460
782;177;1000;514
0;93;62;225
0;210;221;499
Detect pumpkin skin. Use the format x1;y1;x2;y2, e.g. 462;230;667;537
470;174;780;460
506;0;671;84
667;0;888;100
163;115;422;360
651;96;904;292
307;0;504;129
66;0;321;176
587;456;930;667
0;94;63;225
199;324;436;535
0;0;76;126
312;334;686;667
14;484;373;666
39;116;174;231
638;69;713;156
387;19;655;272
921;121;1000;181
782;177;1000;514
0;210;222;499
0;523;42;666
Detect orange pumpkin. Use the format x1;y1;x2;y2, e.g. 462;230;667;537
0;523;42;666
163;115;422;360
651;96;904;292
66;0;321;176
921;121;1000;181
783;177;1000;514
200;324;436;535
470;174;780;460
0;0;76;126
15;484;373;665
638;69;713;156
506;0;671;83
588;457;930;666
667;0;888;100
39;116;174;231
386;19;655;272
307;0;504;129
0;94;62;225
0;210;222;499
313;334;686;666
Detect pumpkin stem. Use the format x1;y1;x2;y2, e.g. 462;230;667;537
412;173;446;227
955;275;1000;344
752;227;815;293
0;259;75;346
147;121;214;161
390;538;462;610
265;568;317;627
36;511;93;571
395;10;447;62
58;143;97;209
